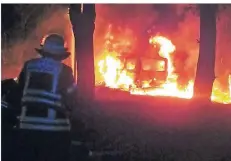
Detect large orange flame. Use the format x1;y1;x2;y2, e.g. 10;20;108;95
96;27;231;104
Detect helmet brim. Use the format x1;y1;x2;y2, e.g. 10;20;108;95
35;48;71;60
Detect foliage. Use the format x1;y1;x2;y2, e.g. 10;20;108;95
183;4;222;38
183;4;199;16
1;4;69;67
184;4;231;20
2;4;66;48
14;4;48;38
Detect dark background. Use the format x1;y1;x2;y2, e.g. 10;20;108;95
2;4;21;34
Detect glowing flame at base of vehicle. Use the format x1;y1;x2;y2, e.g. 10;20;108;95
130;81;194;99
97;33;231;104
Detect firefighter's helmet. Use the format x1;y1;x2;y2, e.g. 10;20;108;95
35;33;70;60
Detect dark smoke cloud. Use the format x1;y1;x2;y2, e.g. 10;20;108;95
2;4;231;85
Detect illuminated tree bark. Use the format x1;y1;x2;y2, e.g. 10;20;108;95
69;4;96;101
194;4;218;101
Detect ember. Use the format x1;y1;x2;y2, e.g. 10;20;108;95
96;26;231;104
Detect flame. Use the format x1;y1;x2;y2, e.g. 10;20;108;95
130;36;193;99
149;36;175;76
98;53;134;90
211;75;231;104
230;75;231;98
95;26;231;104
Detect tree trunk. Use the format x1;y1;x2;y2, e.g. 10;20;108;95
194;4;217;101
69;4;96;101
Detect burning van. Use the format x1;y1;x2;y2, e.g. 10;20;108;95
117;54;168;89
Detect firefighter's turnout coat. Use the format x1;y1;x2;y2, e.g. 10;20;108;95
17;57;77;132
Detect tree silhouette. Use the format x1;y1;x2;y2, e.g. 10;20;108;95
193;4;218;101
69;4;96;101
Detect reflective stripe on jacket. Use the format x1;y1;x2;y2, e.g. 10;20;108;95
18;58;75;132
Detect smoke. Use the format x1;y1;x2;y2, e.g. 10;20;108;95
94;4;200;80
172;5;200;79
94;4;158;57
216;6;231;74
2;4;231;84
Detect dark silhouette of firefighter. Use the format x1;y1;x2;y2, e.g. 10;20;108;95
2;78;21;161
16;33;77;161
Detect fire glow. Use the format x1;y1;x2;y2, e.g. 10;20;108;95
95;28;231;104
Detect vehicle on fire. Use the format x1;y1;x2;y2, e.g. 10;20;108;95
118;53;168;89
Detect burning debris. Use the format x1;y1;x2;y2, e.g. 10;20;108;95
95;26;231;104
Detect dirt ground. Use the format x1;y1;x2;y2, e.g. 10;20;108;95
76;90;231;161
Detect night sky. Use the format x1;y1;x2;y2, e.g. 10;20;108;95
1;4;21;35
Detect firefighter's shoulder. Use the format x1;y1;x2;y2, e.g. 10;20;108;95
62;64;73;74
25;58;40;64
22;58;40;68
61;64;76;93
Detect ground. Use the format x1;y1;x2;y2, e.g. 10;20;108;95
76;88;231;161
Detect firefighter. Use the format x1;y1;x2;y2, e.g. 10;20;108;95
2;100;19;161
1;78;21;161
16;33;77;161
